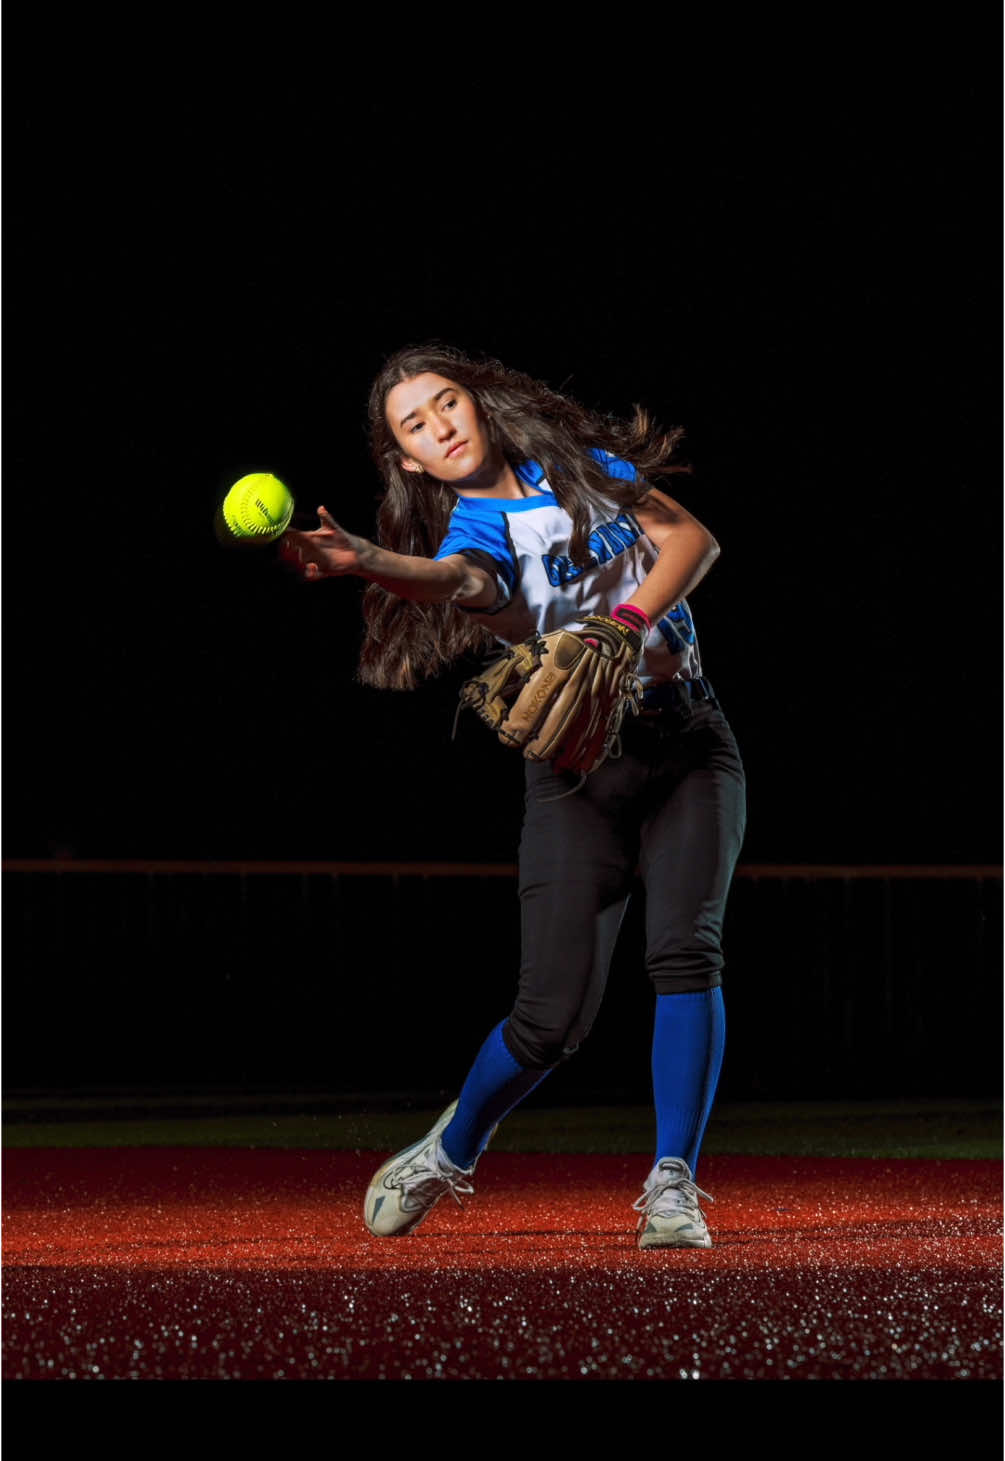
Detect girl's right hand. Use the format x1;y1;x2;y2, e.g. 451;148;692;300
280;506;375;581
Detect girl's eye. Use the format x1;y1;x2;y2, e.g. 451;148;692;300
444;398;457;410
410;422;424;434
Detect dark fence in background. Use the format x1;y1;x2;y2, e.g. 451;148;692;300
3;861;1001;1100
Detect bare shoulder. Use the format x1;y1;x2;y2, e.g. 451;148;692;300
633;484;683;519
631;485;695;542
629;485;718;552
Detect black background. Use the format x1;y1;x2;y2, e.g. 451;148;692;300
0;55;999;1434
4;45;1000;870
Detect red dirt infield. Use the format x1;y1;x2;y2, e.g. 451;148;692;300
3;1148;1001;1381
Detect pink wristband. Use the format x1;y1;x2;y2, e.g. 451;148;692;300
612;603;652;633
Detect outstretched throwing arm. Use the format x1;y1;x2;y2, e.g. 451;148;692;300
281;507;496;607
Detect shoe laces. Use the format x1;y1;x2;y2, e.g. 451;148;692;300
632;1158;714;1223
390;1141;474;1212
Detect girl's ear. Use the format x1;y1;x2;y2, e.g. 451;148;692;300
401;457;424;474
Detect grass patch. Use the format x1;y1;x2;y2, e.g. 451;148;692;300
2;1100;1000;1159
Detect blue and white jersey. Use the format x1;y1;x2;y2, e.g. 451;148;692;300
433;450;703;688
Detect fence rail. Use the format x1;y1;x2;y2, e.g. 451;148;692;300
3;860;1000;1098
4;859;1002;879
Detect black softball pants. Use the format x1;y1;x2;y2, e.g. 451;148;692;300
502;698;747;1071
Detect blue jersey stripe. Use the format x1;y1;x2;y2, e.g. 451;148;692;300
433;452;648;621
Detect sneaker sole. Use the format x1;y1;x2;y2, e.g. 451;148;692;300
363;1101;460;1238
637;1216;713;1250
638;1230;713;1250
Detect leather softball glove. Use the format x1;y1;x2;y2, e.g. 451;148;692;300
455;615;645;777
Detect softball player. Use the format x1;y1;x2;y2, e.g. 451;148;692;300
282;345;746;1248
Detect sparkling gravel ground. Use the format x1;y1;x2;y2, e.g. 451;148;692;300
3;1149;1001;1381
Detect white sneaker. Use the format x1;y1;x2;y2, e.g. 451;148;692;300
364;1101;476;1237
633;1157;714;1249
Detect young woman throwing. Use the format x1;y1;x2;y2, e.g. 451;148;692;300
281;344;746;1249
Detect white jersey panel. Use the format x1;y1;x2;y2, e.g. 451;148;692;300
433;455;703;688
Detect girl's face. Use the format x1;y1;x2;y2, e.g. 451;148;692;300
386;373;492;483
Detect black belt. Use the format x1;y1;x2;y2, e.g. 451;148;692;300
640;677;717;716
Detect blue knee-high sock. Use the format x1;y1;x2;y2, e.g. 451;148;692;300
440;1022;552;1170
652;989;726;1177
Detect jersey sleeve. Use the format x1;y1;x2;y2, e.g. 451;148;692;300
433;512;517;614
588;447;639;482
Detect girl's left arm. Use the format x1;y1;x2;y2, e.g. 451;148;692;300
620;486;720;623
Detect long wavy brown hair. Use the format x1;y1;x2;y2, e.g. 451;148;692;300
359;343;690;690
